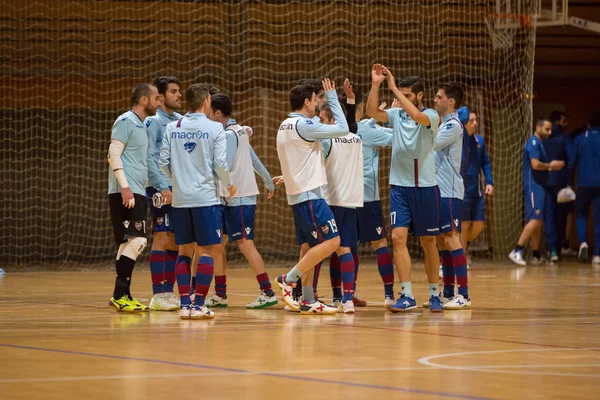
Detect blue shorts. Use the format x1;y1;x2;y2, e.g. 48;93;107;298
357;201;386;243
525;185;545;221
224;205;255;242
146;187;172;233
439;198;462;233
462;196;485;222
390;185;440;236
292;199;339;247
330;206;358;248
171;205;223;246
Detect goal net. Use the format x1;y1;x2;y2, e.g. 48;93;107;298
1;0;537;266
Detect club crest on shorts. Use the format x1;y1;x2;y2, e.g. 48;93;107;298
123;220;130;228
376;227;383;235
311;231;317;239
536;209;540;215
216;229;221;238
135;221;143;231
321;225;329;235
245;227;251;235
454;219;459;227
156;217;164;225
164;214;169;226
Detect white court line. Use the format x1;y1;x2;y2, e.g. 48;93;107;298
0;366;436;384
418;348;600;378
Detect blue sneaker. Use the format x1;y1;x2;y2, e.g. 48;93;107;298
0;268;5;277
429;295;444;313
389;294;417;313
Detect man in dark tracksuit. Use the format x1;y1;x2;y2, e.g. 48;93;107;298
543;110;574;262
569;110;600;265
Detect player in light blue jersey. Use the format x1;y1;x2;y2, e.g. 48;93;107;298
204;93;278;310
144;76;183;312
107;83;159;312
366;64;442;313
430;82;471;310
274;79;349;315
159;84;236;320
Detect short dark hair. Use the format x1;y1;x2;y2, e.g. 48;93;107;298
207;84;222;96
548;110;565;124
296;78;323;94
131;83;155;106
536;118;551;128
588;110;600;127
211;93;233;117
398;76;425;95
185;83;211;111
339;91;363;106
153;76;180;95
289;84;315;111
438;82;464;109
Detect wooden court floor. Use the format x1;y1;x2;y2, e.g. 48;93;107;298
1;262;599;400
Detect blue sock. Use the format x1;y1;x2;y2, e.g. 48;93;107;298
576;215;588;244
286;265;302;284
401;282;413;298
302;286;316;304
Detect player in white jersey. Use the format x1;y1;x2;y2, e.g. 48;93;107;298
107;83;159;312
366;64;442;313
319;103;364;314
159;84;236;320
205;93;278;309
274;79;349;315
144;76;183;312
431;83;471;310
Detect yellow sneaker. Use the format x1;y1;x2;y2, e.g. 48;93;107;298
129;296;149;312
109;295;144;312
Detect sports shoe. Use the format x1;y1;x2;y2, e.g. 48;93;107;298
0;268;5;276
341;300;355;314
352;292;367;307
439;265;443;278
579;242;589;263
389;294;417;312
205;293;228;308
384;296;395;309
443;294;471;310
129;297;149;312
423;294;451;308
149;293;179;311
191;305;215;319
276;274;299;311
164;292;180;308
246;292;278;309
509;250;526;266
299;300;338;315
179;304;192;319
284;303;300;312
429;295;444;313
331;299;342;310
110;295;143;312
593;256;600;265
549;250;559;263
561;247;577;257
529;257;542;266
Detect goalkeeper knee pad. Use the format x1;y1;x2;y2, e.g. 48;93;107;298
122;237;147;261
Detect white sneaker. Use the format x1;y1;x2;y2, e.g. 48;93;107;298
341;300;355;314
439;265;443;278
276;275;300;311
246;292;278;309
529;257;542;266
164;292;181;308
190;305;215;319
593;256;600;265
179;304;192;320
149;293;178;311
205;293;228;308
579;242;589;263
300;301;337;315
443;294;471;310
284;303;300;312
384;297;395;309
423;294;451;308
509;250;526;266
561;247;577;257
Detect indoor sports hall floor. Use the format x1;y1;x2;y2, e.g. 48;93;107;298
0;262;599;399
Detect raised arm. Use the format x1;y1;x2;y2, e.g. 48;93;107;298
366;64;389;123
300;79;349;140
381;65;433;127
343;78;358;134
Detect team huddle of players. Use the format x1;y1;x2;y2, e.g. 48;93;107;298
107;63;495;318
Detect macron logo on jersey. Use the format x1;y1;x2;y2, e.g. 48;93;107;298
305;119;313;125
145;120;152;128
171;130;209;140
184;142;196;153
